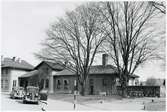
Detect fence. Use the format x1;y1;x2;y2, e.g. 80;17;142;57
117;86;160;97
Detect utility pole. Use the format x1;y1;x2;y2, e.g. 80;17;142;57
74;80;77;110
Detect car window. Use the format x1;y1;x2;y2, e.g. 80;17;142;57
27;88;39;93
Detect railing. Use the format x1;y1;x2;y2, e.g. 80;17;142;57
117;86;160;97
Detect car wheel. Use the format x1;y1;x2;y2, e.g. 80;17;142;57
36;101;39;105
23;100;26;104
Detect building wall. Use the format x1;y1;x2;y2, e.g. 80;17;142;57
53;76;75;94
53;74;119;95
19;63;60;93
128;78;139;86
35;63;53;91
1;68;11;92
10;69;28;91
1;68;29;92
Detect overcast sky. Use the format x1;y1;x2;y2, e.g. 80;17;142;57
2;1;165;81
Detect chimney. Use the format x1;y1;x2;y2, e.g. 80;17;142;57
1;55;4;61
102;54;108;66
12;57;16;61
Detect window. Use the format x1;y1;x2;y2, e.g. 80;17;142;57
3;69;8;74
13;80;17;87
103;79;107;86
5;80;8;89
64;80;69;90
57;80;61;89
40;79;44;90
2;69;4;75
115;78;120;86
45;79;49;88
1;79;3;88
89;79;94;86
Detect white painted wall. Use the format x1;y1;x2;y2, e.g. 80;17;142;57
128;79;135;86
9;69;28;91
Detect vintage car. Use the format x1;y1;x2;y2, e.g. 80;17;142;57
10;87;25;99
23;86;40;104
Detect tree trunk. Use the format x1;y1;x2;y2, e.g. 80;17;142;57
80;80;86;96
121;72;128;98
121;82;127;98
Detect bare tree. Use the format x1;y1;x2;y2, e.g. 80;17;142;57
149;1;166;14
98;2;159;97
35;3;106;96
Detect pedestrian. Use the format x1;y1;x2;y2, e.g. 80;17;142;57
39;89;48;111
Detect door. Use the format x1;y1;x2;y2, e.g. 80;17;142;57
90;86;94;95
89;79;94;95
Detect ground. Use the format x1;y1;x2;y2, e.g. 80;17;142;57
1;93;166;111
1;93;41;111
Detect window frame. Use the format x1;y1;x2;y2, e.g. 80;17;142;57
45;79;49;88
102;78;107;86
57;79;61;89
63;79;69;90
13;80;17;87
89;79;94;86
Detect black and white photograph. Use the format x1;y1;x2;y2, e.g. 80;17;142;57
1;0;166;111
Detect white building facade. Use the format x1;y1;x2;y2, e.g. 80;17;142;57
1;57;33;92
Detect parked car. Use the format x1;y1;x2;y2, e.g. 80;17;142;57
23;86;40;104
39;89;48;101
10;87;25;99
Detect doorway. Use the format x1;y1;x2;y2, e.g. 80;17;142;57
90;86;94;95
89;79;94;95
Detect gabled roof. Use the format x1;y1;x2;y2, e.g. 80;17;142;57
34;61;64;71
54;65;139;78
1;57;34;70
89;65;117;74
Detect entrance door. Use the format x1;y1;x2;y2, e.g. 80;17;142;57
89;79;94;95
90;86;94;95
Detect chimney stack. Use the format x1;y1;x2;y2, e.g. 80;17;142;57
12;57;16;61
102;54;108;66
1;55;4;61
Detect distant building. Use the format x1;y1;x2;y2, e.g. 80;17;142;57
1;56;34;92
19;54;139;95
155;78;166;97
140;78;166;97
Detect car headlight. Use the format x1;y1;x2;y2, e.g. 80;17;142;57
35;93;38;96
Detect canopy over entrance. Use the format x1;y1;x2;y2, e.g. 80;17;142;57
19;70;39;78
